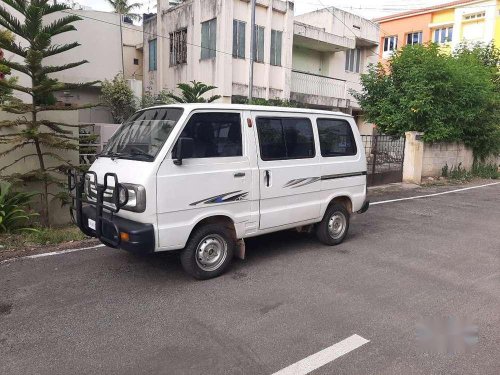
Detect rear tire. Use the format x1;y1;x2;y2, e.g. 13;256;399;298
180;223;235;280
316;203;350;246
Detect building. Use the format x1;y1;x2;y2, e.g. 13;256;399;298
376;0;500;60
292;7;379;132
143;0;294;102
143;1;379;134
44;9;144;122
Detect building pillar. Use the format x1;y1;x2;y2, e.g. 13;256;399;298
403;131;424;184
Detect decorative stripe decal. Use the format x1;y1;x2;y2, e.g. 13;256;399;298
190;191;249;206
284;171;366;188
321;171;367;181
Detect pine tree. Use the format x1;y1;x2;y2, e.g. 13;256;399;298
0;0;97;226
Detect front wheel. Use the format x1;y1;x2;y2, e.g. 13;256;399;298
180;224;234;280
316;203;350;246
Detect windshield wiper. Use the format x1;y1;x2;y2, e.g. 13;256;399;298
129;147;154;160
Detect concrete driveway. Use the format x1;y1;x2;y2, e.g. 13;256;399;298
1;182;499;375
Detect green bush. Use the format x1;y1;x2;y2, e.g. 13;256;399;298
0;182;38;233
472;163;499;179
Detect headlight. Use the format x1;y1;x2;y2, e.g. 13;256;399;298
119;183;146;213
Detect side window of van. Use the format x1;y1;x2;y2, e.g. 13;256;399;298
256;117;315;160
176;112;242;158
317;119;357;157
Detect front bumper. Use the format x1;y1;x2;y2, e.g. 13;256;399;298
82;206;155;254
68;170;154;254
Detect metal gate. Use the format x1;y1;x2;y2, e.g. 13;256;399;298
361;135;405;186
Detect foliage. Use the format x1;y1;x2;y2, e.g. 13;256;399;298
232;96;304;108
0;225;88;251
471;162;499;179
441;162;498;180
167;81;221;103
106;0;142;22
140;89;175;109
353;43;500;158
0;0;97;226
0;181;38;233
100;74;137;123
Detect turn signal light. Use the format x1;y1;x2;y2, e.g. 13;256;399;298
120;232;130;242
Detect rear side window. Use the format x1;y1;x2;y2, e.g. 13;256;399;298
317;118;357;157
177;112;242;158
256;117;315;160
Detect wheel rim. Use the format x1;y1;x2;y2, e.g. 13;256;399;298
328;211;346;240
195;234;228;272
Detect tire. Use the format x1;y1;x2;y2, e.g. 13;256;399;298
180;223;235;280
316;203;350;246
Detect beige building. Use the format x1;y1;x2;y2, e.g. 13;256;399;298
143;0;294;102
143;2;379;134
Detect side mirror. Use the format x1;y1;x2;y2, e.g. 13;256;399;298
173;137;194;165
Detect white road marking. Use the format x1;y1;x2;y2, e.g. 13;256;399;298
371;181;500;206
271;334;369;375
0;244;105;265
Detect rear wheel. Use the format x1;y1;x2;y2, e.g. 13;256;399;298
180;223;234;279
316;203;350;246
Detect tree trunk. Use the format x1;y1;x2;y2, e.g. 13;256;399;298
32;103;49;227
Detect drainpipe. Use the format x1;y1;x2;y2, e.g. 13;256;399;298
119;12;125;76
248;0;256;102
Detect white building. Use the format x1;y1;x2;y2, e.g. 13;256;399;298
143;0;294;102
44;9;144;122
143;1;380;133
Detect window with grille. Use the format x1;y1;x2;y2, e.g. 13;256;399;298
254;25;265;63
169;29;187;66
201;19;217;60
148;39;157;71
233;20;245;59
270;29;282;66
345;49;361;73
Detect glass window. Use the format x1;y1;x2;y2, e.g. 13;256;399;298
176;112;242;158
433;27;453;44
201;19;217;59
317;119;357;157
232;20;245;59
170;29;187;65
256;117;315;160
383;36;397;53
406;31;422;45
345;49;361;73
270;29;282;66
254;25;265;63
148;39;157;71
103;108;184;160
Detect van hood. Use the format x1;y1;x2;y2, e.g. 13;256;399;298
89;157;155;186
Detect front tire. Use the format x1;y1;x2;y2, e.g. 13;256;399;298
180;223;235;280
316;203;350;246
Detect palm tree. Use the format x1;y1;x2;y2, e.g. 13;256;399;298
167;81;222;103
106;0;142;74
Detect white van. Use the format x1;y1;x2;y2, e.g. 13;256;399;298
69;104;369;279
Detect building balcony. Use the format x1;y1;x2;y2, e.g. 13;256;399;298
293;21;355;52
290;70;350;109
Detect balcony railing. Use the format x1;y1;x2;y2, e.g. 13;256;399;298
291;70;347;100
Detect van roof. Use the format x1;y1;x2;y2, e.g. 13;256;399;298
144;103;352;117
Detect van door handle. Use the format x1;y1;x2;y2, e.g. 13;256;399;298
265;170;271;187
234;172;245;178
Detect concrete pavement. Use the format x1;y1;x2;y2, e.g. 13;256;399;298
1;183;499;374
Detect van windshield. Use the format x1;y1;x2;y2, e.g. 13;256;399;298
101;107;184;161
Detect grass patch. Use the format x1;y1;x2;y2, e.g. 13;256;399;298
0;225;88;250
441;162;499;182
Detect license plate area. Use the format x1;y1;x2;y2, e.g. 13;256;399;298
88;218;96;230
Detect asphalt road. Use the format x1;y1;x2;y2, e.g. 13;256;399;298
1;183;499;375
